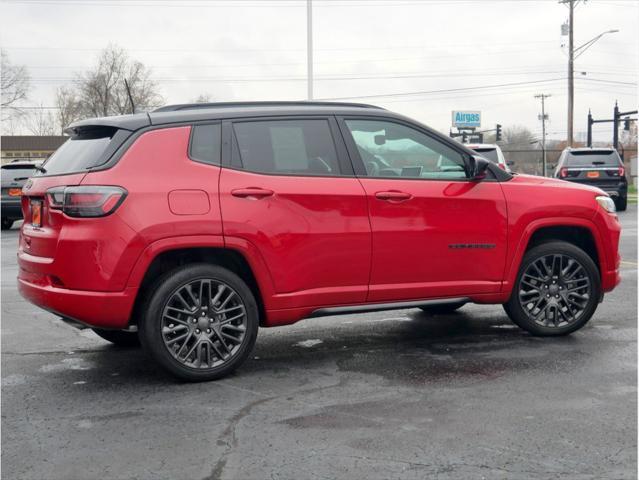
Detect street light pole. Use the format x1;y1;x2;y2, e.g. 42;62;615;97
535;94;551;177
307;0;313;100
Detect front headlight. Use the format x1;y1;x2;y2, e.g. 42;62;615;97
596;195;616;213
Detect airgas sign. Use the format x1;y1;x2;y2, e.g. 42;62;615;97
452;111;481;128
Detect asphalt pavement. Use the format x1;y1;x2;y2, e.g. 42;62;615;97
2;207;637;480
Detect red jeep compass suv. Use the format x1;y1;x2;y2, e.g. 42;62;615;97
18;102;621;381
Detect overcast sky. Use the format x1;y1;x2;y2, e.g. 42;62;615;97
1;0;637;142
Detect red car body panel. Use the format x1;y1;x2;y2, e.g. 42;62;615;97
219;167;371;309
17;122;621;330
358;177;508;302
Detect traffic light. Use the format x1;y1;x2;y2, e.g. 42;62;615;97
496;124;502;142
624;117;631;131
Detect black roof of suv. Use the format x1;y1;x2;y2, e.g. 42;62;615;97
66;101;389;134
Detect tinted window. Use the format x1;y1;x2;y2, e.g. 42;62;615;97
233;119;339;176
471;148;499;163
565;150;621;167
1;165;37;185
42;127;119;175
345;119;467;179
190;123;221;165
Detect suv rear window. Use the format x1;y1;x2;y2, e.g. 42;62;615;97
565;150;621;167
41;127;126;175
1;165;38;185
232;119;339;176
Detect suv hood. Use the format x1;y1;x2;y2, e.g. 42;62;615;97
510;173;607;196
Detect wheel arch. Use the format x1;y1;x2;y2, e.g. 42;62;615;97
504;218;606;295
126;236;275;327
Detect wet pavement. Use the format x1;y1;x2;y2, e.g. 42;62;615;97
2;206;637;479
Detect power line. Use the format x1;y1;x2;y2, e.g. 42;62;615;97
319;77;567;100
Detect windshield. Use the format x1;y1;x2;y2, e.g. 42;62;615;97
565;150;621;167
471;148;499;163
1;165;38;185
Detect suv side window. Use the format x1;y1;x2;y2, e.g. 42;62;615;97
344;119;467;179
190;123;222;165
232;119;340;176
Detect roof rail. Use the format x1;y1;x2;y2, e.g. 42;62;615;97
153;101;385;113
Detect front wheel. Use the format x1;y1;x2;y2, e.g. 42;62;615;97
503;241;601;336
139;264;259;382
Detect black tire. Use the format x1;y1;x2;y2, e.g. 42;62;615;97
92;328;140;347
615;195;627;212
419;302;466;314
1;218;14;230
503;241;600;336
139;263;259;382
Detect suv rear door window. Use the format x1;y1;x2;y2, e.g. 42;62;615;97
565;151;621;167
232;119;340;176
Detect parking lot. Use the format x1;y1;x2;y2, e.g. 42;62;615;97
1;207;636;480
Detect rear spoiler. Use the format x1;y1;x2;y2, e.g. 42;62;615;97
65;112;151;136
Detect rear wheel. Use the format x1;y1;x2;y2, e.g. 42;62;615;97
419;302;466;314
1;218;14;230
503;241;600;336
139;264;259;382
615;195;627;212
92;328;140;347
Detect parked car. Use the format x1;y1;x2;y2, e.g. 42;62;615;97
1;161;43;230
553;147;628;211
18;102;621;381
466;143;511;172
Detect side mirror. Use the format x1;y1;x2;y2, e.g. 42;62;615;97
469;155;491;181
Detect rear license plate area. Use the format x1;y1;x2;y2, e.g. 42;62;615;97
587;171;600;178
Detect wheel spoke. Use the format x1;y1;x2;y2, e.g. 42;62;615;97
161;278;248;369
519;253;591;328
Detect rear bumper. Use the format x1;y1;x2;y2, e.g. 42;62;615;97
17;273;136;329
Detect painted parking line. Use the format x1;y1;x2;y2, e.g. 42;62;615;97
620;261;638;267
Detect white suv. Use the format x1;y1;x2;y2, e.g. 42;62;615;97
467;143;510;172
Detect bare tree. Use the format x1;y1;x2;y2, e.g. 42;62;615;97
74;44;163;117
1;50;31;118
22;105;57;136
192;93;213;103
55;86;83;133
502;125;538;148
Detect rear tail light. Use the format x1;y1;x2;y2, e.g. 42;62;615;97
8;188;22;197
498;163;506;170
46;186;127;218
31;200;42;227
560;168;569;178
619;167;625;176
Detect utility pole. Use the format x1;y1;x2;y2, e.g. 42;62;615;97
535;94;551;176
566;0;575;147
307;0;313;100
